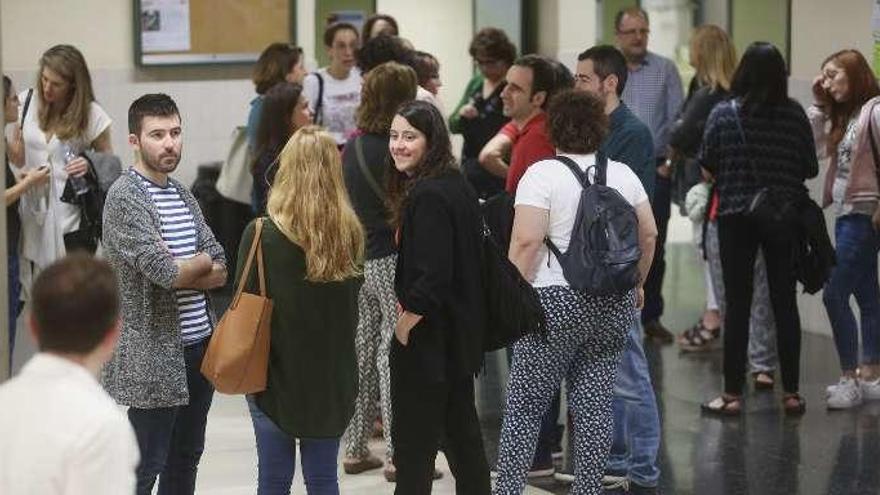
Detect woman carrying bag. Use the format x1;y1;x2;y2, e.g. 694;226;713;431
234;126;364;494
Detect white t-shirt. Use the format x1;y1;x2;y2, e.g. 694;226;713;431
514;153;649;288
17;91;112;272
303;67;362;145
0;354;139;495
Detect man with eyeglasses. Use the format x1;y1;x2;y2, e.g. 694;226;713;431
615;6;684;345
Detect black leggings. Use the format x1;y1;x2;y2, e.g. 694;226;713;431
717;213;801;395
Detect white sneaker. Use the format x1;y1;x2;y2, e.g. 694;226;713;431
861;377;880;400
826;377;863;409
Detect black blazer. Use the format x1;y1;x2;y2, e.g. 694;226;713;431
395;169;486;382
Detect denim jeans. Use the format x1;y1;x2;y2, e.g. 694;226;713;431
7;253;20;371
128;339;214;495
607;317;661;487
823;214;880;371
247;397;340;495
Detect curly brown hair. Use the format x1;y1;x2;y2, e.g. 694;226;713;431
469;27;517;66
546;89;608;154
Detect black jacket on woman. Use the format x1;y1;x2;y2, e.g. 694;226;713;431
395;169;486;382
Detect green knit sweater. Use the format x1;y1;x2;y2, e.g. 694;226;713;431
235;218;362;438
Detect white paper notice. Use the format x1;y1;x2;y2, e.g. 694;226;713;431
141;0;191;53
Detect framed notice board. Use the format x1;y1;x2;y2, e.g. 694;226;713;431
135;0;296;66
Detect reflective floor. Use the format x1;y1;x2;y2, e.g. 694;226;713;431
9;244;880;494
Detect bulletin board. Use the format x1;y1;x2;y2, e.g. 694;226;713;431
134;0;296;66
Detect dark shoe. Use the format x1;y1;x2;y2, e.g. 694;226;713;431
753;371;775;391
700;395;742;416
677;321;720;352
644;320;674;344
343;455;383;474
629;482;660;494
382;462;443;483
783;393;806;416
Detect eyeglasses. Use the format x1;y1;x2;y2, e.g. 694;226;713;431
617;28;650;37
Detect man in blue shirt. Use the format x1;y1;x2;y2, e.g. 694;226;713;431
562;45;661;495
617;6;684;343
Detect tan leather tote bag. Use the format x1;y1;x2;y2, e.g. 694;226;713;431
201;218;273;394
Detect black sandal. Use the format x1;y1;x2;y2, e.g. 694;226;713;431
701;395;743;416
753;371;775;391
783;393;806;416
678;321;720;352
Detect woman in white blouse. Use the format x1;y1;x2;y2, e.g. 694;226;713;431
12;44;112;294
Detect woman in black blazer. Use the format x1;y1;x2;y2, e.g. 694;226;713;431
386;100;490;494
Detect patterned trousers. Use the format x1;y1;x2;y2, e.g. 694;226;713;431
494;286;634;495
344;254;397;460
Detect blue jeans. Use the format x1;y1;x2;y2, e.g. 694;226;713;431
7;253;20;371
128;340;214;495
823;214;880;371
247;397;340;495
607;317;660;487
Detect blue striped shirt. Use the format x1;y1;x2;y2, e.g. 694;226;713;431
621;51;684;159
134;170;212;345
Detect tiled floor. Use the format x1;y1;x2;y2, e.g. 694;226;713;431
9;243;880;494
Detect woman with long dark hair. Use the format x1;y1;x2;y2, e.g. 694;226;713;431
811;49;880;409
387;100;490;494
251;82;312;215
699;42;819;416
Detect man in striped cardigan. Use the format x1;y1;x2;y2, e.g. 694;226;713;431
101;93;226;495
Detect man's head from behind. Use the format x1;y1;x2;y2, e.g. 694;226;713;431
128;93;183;176
501;54;556;122
576;45;628;105
30;254;120;365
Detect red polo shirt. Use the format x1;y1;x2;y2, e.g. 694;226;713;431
502;112;555;194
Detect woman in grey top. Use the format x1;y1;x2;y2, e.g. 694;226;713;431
811;48;880;409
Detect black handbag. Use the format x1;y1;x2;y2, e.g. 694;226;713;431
479;220;546;352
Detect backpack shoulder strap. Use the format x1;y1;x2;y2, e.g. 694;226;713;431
594;150;608;185
355;136;385;200
20;88;33;127
313;72;325;125
554;155;590;188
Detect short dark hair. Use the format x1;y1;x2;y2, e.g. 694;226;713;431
469;27;517;66
356;34;415;74
323;22;359;47
128;93;180;135
615;7;649;31
252;43;303;95
578;45;628;95
363;14;399;43
412;51;439;88
547;89;608;154
32;254;120;354
731;42;789;112
513;54;558;109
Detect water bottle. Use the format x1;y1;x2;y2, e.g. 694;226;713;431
60;142;89;196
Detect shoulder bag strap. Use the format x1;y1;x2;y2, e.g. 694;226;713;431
355;136;385;200
594;150;608;185
554;155;590;188
231;218;265;308
313;72;325;125
20;88;33;127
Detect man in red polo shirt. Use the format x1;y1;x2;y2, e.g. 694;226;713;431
478;54;557;195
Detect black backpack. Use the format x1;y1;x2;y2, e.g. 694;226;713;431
545;154;641;295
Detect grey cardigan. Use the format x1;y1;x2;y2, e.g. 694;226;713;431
101;170;225;408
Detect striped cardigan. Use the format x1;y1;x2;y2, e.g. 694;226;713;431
100;170;225;408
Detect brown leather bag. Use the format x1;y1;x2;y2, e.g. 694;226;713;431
201;218;273;394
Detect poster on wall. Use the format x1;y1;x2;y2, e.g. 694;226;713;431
141;0;192;53
874;0;880;77
325;10;366;34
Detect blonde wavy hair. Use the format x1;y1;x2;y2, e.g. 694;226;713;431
37;45;97;140
690;25;737;91
267;126;364;282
